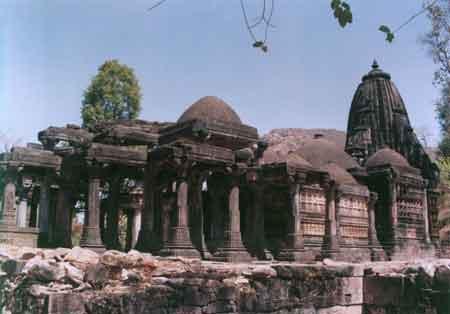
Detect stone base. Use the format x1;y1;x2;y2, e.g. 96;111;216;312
199;249;213;260
160;226;201;258
79;243;106;254
388;240;437;261
213;247;253;262
260;249;274;261
320;249;341;261
134;229;161;253
0;225;39;247
159;245;201;259
277;249;315;263
371;247;388;261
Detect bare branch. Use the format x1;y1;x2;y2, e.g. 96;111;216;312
393;0;438;33
147;0;168;12
240;0;258;42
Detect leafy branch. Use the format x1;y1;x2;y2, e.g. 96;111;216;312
147;0;439;48
379;0;439;43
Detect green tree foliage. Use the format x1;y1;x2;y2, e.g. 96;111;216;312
422;0;450;155
436;156;450;185
0;166;5;210
81;60;142;129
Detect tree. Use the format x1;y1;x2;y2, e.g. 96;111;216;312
81;59;142;129
422;0;450;155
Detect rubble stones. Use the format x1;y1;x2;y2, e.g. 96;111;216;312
0;246;449;313
64;246;99;269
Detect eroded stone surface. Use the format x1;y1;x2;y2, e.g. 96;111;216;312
0;246;449;314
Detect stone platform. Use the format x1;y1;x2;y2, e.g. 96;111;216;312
0;246;449;313
0;225;39;247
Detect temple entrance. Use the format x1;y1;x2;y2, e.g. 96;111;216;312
374;179;393;250
263;184;289;257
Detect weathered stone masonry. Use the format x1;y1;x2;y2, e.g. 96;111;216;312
0;61;448;263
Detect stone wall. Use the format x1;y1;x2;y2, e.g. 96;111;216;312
0;246;449;314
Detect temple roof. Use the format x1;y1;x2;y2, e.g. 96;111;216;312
345;61;410;154
261;147;313;169
296;137;359;170
345;60;439;185
365;147;411;169
362;60;391;81
320;162;358;186
177;96;243;125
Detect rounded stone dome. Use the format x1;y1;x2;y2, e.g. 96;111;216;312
177;96;242;125
295;137;359;170
320;163;358;186
365;148;411;169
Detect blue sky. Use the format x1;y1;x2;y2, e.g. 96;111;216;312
0;0;441;146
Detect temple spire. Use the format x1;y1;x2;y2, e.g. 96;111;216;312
372;59;379;69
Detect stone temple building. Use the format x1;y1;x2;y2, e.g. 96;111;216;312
0;61;447;262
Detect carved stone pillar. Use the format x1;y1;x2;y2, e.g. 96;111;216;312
279;174;312;261
53;183;74;248
161;172;200;258
389;179;399;250
208;178;224;252
80;167;105;252
135;163;159;253
423;186;432;244
38;176;51;246
105;175;121;250
190;173;211;259
161;188;173;246
368;192;386;261
213;175;252;262
323;179;340;259
1;169;17;227
16;191;28;228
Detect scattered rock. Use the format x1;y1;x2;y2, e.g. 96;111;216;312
26;260;65;282
62;262;84;284
64;247;99;269
84;263;109;289
100;250;127;267
17;247;42;260
122;269;142;284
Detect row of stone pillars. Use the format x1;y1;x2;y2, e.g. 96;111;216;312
132;165;386;261
0;165;387;260
78;169;143;253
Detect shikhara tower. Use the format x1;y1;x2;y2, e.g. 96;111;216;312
345;60;439;186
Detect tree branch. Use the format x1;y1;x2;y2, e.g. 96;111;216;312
147;0;168;12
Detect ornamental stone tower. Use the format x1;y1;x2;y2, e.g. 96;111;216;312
345;60;439;186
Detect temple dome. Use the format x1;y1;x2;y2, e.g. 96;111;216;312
320;163;358;186
177;96;242;125
365;148;410;168
295;137;359;170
